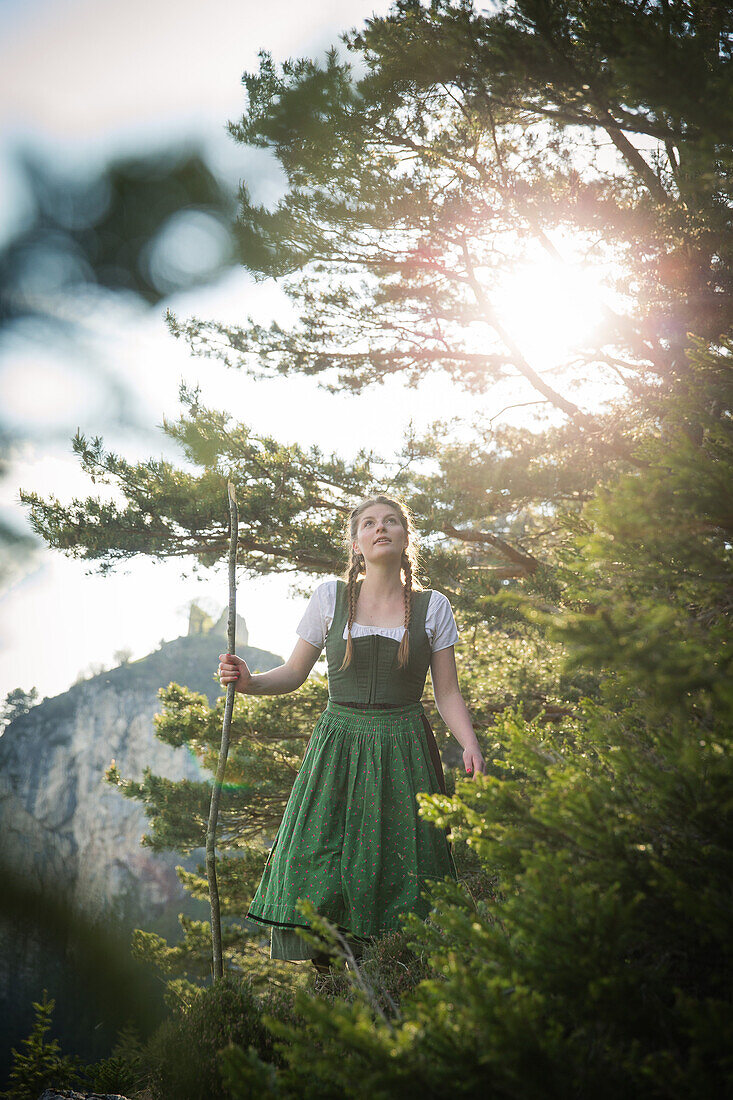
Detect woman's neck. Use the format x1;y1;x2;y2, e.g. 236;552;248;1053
358;568;404;600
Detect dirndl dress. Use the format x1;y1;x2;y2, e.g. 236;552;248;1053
245;580;458;961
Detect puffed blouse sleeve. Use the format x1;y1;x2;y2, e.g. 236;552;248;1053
295;579;337;653
428;591;460;651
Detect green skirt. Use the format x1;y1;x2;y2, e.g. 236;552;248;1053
245;700;458;961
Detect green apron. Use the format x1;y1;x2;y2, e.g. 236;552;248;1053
245;579;458;961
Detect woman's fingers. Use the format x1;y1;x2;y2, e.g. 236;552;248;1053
464;747;486;779
218;653;241;681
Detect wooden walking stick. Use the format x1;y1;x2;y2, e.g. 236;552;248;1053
206;478;238;981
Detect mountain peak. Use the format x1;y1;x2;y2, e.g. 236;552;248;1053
187;602;248;646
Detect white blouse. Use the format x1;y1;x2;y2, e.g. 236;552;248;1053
296;579;459;654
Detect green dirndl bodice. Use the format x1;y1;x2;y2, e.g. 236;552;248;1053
244;579;458;961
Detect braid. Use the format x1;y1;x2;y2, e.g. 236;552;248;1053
397;552;413;669
339;553;363;671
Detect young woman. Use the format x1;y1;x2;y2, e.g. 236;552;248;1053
217;494;485;974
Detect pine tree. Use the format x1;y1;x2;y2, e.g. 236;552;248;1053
14;1;732;1091
105;675;333;993
218;337;733;1098
18;1;732;622
0;990;83;1100
169;0;730;419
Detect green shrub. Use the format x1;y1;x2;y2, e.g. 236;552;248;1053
141;974;296;1100
0;990;84;1100
86;1052;140;1096
217;345;733;1098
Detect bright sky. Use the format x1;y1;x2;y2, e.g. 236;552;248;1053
0;0;620;707
0;0;478;705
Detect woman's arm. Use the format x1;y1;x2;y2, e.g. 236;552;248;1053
219;637;322;695
251;637;322;694
430;646;486;776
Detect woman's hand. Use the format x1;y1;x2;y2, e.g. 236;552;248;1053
218;652;252;694
463;743;486;779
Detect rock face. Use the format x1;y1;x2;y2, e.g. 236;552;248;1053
38;1092;130;1100
0;623;278;922
210;607;249;647
0;621;282;1083
189;601;249;646
1;678;198;918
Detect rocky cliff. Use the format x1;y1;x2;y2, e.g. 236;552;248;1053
0;610;276;922
0;611;281;1079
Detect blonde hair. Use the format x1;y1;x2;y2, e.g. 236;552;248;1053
339;494;423;671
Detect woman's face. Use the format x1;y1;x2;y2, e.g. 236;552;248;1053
353;504;408;565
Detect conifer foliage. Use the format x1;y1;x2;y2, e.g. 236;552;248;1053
0;991;83;1100
14;0;733;1095
216;343;732;1096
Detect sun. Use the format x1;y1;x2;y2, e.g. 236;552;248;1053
494;251;611;370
